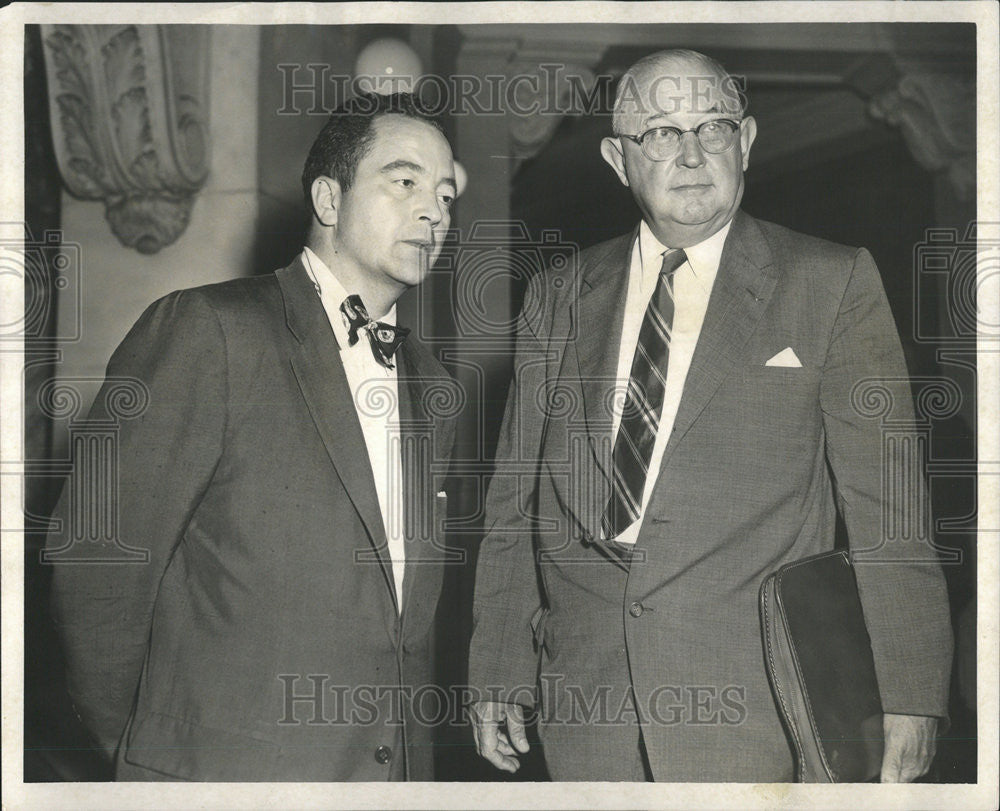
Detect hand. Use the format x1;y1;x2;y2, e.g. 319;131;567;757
469;700;530;773
880;713;938;782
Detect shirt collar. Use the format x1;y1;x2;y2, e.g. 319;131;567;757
637;218;733;283
301;247;397;350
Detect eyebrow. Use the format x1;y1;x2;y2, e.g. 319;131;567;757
381;160;456;191
380;159;425;174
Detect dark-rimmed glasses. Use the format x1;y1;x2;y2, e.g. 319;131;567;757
619;119;742;161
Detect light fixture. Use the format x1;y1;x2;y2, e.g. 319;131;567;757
355;38;423;96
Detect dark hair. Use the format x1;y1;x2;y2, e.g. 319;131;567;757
301;92;443;213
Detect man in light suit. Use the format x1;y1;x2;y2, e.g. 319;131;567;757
468;50;952;782
46;93;459;780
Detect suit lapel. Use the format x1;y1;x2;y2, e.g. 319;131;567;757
560;232;634;558
277;260;399;618
572;230;635;445
659;211;778;467
396;342;457;641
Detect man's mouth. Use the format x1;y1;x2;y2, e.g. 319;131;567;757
402;239;433;249
672;183;712;191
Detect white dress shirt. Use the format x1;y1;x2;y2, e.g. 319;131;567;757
608;219;732;545
302;247;406;609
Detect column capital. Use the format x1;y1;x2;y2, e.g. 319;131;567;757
867;65;975;202
41;24;212;254
845;43;975;203
455;30;607;164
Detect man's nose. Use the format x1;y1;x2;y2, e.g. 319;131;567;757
675;131;706;168
415;190;445;227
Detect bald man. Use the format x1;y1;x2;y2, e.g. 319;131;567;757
468;50;952;782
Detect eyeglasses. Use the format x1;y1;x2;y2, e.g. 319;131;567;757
619;119;742;162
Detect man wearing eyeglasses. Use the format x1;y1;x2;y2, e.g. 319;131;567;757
468;50;952;782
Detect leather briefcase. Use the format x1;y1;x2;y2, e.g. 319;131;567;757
759;549;884;782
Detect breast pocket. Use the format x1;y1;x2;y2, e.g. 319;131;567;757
740;364;820;399
734;365;823;454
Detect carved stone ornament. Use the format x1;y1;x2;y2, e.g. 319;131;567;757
868;71;975;203
506;61;599;162
41;25;211;254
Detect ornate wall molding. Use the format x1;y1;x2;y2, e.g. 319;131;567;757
455;30;606;169
505;58;601;162
845;42;975;204
41;24;211;254
868;70;975;203
504;40;605;165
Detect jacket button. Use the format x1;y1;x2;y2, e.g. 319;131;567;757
374;745;392;764
629;601;644;618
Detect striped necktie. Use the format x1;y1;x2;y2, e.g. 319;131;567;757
602;248;687;541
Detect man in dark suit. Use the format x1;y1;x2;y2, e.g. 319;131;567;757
468;50;952;782
46;93;459;780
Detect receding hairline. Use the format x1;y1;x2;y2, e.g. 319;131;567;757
612;49;744;134
627;49;730;83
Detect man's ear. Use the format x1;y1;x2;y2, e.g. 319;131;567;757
739;116;758;171
600;137;629;187
310;176;341;227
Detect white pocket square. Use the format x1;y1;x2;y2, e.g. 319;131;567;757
765;347;802;368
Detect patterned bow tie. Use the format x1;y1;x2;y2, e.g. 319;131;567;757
339;294;409;369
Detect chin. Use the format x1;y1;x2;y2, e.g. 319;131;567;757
389;252;433;281
391;266;429;289
675;212;717;227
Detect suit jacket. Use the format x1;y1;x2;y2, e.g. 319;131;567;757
468;211;953;782
46;258;457;781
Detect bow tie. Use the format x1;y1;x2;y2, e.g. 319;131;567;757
339;294;409;369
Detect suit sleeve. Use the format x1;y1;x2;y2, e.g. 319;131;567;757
46;290;228;760
468;273;550;708
820;248;953;718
